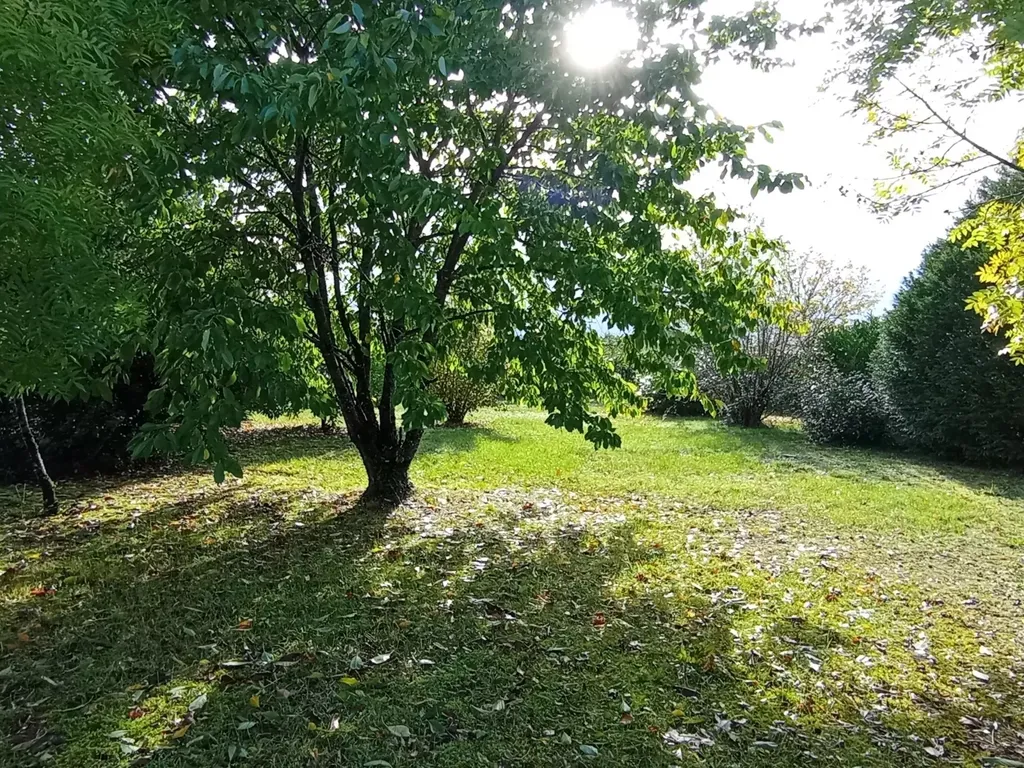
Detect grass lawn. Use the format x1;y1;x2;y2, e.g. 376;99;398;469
1;407;1023;767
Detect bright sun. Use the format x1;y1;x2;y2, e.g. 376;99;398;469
565;4;639;70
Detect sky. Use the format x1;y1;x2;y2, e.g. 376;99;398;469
691;0;1024;307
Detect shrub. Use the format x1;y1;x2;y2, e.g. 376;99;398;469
802;318;889;446
643;390;710;417
803;369;889;446
873;240;1024;464
0;356;160;482
429;326;497;426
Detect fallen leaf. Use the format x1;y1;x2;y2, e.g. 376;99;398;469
237;619;253;630
972;670;990;682
237;721;256;730
620;712;634;725
188;693;208;712
129;707;145;719
364;762;393;767
370;653;392;665
107;730;128;739
329;716;340;731
579;744;599;757
340;676;359;686
924;744;945;758
249;694;260;707
558;732;572;745
171;724;191;739
386;724;411;738
592;613;607;628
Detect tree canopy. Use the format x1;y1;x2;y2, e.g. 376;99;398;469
107;0;803;499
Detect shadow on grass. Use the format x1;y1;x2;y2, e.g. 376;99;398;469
656;415;1024;503
2;489;1018;767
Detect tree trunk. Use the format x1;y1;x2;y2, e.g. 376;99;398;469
444;409;468;427
358;428;421;505
738;404;766;428
11;396;58;514
362;454;414;505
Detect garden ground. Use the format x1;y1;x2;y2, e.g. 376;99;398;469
1;407;1023;767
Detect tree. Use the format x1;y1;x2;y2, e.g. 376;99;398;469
700;250;878;427
872;238;1024;464
127;0;805;502
831;0;1024;361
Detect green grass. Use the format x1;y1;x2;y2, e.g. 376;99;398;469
2;407;1023;767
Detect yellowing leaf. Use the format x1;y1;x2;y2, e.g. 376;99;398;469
249;694;260;707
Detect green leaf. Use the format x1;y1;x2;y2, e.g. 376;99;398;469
438;56;447;76
331;20;352;34
212;63;228;90
351;2;364;24
384;56;397;74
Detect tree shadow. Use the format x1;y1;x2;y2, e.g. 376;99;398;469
1;490;1019;766
231;422;516;469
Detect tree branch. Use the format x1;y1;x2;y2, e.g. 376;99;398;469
896;78;1024;175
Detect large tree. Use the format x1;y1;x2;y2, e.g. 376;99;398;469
126;0;805;502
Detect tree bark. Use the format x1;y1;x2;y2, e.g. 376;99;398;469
358;428;421;506
11;396;58;514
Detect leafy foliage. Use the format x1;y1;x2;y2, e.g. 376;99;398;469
873;239;1024;464
0;0;169;399
833;1;1024;359
817;316;882;374
802;319;888;446
953;172;1024;364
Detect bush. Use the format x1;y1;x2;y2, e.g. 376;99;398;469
873;240;1024;464
429;326;497;426
803;368;889;446
0;356;160;482
643;390;710;417
802;319;889;446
